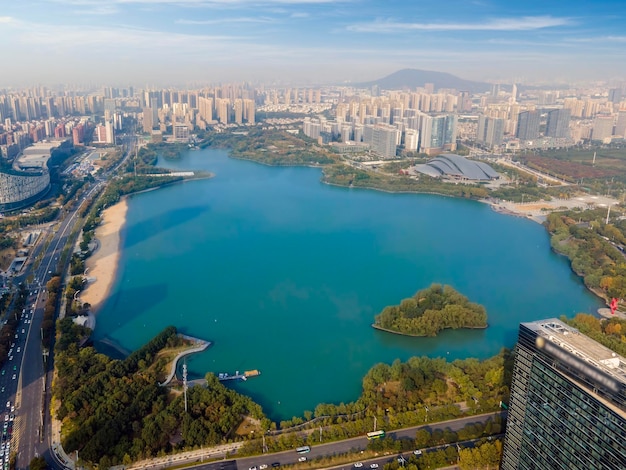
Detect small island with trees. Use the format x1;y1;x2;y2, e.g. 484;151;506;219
373;284;488;337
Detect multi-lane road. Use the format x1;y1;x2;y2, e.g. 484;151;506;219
6;136;138;470
10;180;104;470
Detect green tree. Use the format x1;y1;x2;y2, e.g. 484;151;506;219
29;456;48;470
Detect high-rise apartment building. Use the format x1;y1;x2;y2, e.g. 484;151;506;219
501;319;626;470
419;114;457;155
142;107;154;133
615;111;626;138
368;124;399;159
592;115;614;142
233;99;243;125
404;129;419;151
215;98;229;124
477;115;505;148
545;109;571;138
516;111;540;141
198;96;213;123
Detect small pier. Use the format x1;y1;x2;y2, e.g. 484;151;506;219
218;369;261;382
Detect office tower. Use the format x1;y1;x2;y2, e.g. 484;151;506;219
592;115;614;142
516;111;540;140
609;88;622;105
501;319;626;469
142;107;154;133
477;115;505;148
419;114;457;155
511;83;518;103
370;124;399;159
149;98;159;125
545;109;571;138
173;124;190;141
457;91;472;113
404;129;419;151
615;111;626;137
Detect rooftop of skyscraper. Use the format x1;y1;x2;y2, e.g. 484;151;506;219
524;318;626;388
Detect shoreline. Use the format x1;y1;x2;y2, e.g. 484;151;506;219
80;198;128;313
372;323;488;337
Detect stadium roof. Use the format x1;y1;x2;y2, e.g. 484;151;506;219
413;154;499;180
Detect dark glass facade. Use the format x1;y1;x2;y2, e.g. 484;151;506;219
501;320;626;469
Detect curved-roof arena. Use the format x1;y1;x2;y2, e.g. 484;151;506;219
413;154;499;180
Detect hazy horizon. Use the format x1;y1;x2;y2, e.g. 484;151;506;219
2;0;626;88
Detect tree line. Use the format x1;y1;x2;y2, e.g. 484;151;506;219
545;208;626;300
53;324;267;467
373;284;488;337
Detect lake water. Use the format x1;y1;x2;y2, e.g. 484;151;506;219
93;148;602;420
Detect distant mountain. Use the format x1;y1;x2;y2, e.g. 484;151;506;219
357;69;497;94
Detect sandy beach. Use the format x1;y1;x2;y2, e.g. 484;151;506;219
80;198;128;313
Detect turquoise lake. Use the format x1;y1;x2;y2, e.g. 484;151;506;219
93;148;603;421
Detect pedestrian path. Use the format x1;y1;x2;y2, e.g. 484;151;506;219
159;335;211;386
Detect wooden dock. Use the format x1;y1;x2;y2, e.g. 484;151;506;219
217;370;261;382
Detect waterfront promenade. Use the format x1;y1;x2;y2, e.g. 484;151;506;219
159;334;211;386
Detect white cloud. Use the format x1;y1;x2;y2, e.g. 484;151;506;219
0;17;15;23
54;0;340;5
565;35;626;43
347;16;573;33
73;5;119;15
176;16;275;24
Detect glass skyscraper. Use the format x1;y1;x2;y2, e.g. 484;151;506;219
501;319;626;469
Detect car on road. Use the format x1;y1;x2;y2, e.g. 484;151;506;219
16;348;19;354
259;465;268;470
354;463;363;468
370;465;379;469
11;375;15;381
298;457;307;462
248;466;257;470
413;450;422;455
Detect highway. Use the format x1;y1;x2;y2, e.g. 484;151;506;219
12;179;104;470
125;411;505;470
2;136;135;470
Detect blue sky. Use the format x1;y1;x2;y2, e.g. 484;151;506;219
1;0;625;87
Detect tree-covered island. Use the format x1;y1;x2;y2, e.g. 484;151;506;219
373;284;488;337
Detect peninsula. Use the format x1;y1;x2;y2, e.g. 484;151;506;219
373;284;488;337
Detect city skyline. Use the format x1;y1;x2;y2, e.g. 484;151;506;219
2;0;626;87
